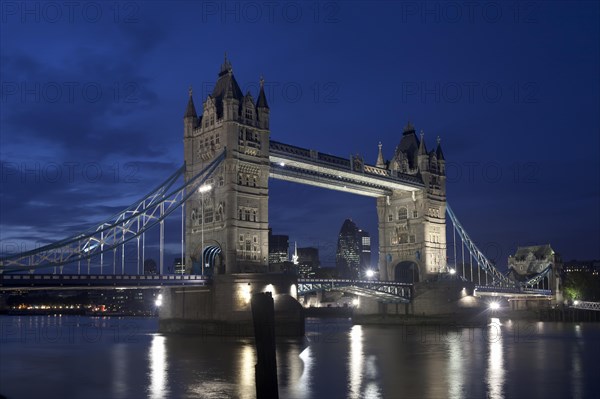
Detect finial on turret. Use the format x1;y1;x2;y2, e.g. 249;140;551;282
376;141;385;168
420;130;424;140
437;135;441;144
188;85;193;97
260;75;264;88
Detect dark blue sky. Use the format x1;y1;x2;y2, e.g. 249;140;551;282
1;1;598;270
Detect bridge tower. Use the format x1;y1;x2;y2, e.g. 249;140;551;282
183;56;271;274
376;123;447;282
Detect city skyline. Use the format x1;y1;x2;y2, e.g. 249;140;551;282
1;2;598;272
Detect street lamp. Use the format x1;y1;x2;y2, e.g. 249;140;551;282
365;269;375;279
199;184;212;276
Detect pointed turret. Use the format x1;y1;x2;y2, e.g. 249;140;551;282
376;142;385;168
184;86;197;137
256;76;270;129
418;130;427;155
436;136;445;161
184;86;197;118
257;76;269;109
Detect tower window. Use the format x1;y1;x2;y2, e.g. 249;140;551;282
398;207;408;220
388;214;393;222
413;210;418;218
252;210;257;222
245;108;253;120
244;209;250;221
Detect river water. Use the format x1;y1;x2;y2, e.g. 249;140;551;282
0;316;598;398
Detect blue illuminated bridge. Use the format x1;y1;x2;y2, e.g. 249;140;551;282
0;141;557;301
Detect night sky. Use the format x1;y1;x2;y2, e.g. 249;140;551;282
1;1;598;271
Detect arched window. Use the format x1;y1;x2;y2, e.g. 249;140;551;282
238;208;242;220
398;207;408;220
252;210;257;222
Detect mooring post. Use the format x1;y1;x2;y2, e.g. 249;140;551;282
251;292;279;399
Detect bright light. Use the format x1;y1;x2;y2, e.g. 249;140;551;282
489;301;500;310
264;284;275;294
449;268;456;275
574;300;580;306
198;184;212;193
290;284;297;298
241;284;251;304
352;298;359;306
365;269;375;278
279;162;285;167
155;298;163;307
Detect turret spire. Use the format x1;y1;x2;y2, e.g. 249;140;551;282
184;86;197;118
436;136;445;160
376;142;385;168
257;75;269;109
418;130;428;155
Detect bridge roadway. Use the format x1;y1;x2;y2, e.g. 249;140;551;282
269;140;423;197
0;274;208;290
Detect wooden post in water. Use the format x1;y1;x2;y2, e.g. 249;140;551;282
251;292;279;399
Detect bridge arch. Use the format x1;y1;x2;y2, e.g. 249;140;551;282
191;244;224;275
394;261;420;283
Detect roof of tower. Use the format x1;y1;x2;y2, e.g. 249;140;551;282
403;121;416;135
184;87;197;118
396;127;420;169
257;76;269;109
211;56;244;117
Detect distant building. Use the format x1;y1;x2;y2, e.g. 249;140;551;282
144;259;158;275
358;229;371;276
507;244;562;298
297;247;320;278
563;260;600;275
173;258;185;275
268;229;289;264
336;219;364;279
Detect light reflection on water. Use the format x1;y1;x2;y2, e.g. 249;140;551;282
487;318;504;399
0;316;599;398
149;334;168;399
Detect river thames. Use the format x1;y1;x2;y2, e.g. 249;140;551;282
1;316;598;398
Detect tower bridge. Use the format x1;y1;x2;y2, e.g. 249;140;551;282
0;57;563;334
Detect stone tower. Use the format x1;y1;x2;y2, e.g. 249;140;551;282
183;56;270;274
376;123;447;282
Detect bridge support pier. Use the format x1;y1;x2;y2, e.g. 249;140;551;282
158;274;304;336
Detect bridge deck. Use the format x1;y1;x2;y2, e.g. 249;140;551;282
269;141;423;197
0;274;208;290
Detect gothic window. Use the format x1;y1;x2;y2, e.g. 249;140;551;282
245;108;253;120
215;135;220;144
398;207;408;220
388;214;393;222
252;210;257;222
238;173;243;185
210;115;215;126
204;206;213;223
253;236;257;243
218;176;224;186
252;176;257;187
239;234;244;242
238;209;242;220
409;235;416;243
245;240;251;251
239;130;244;140
413;210;418;218
399;234;409;244
244;209;250;221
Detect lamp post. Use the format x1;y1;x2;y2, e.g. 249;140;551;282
199;184;212;276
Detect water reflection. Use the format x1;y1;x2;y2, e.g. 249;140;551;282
149;334;168;399
348;325;363;398
238;343;255;399
347;324;381;399
487;318;504;399
447;330;464;398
